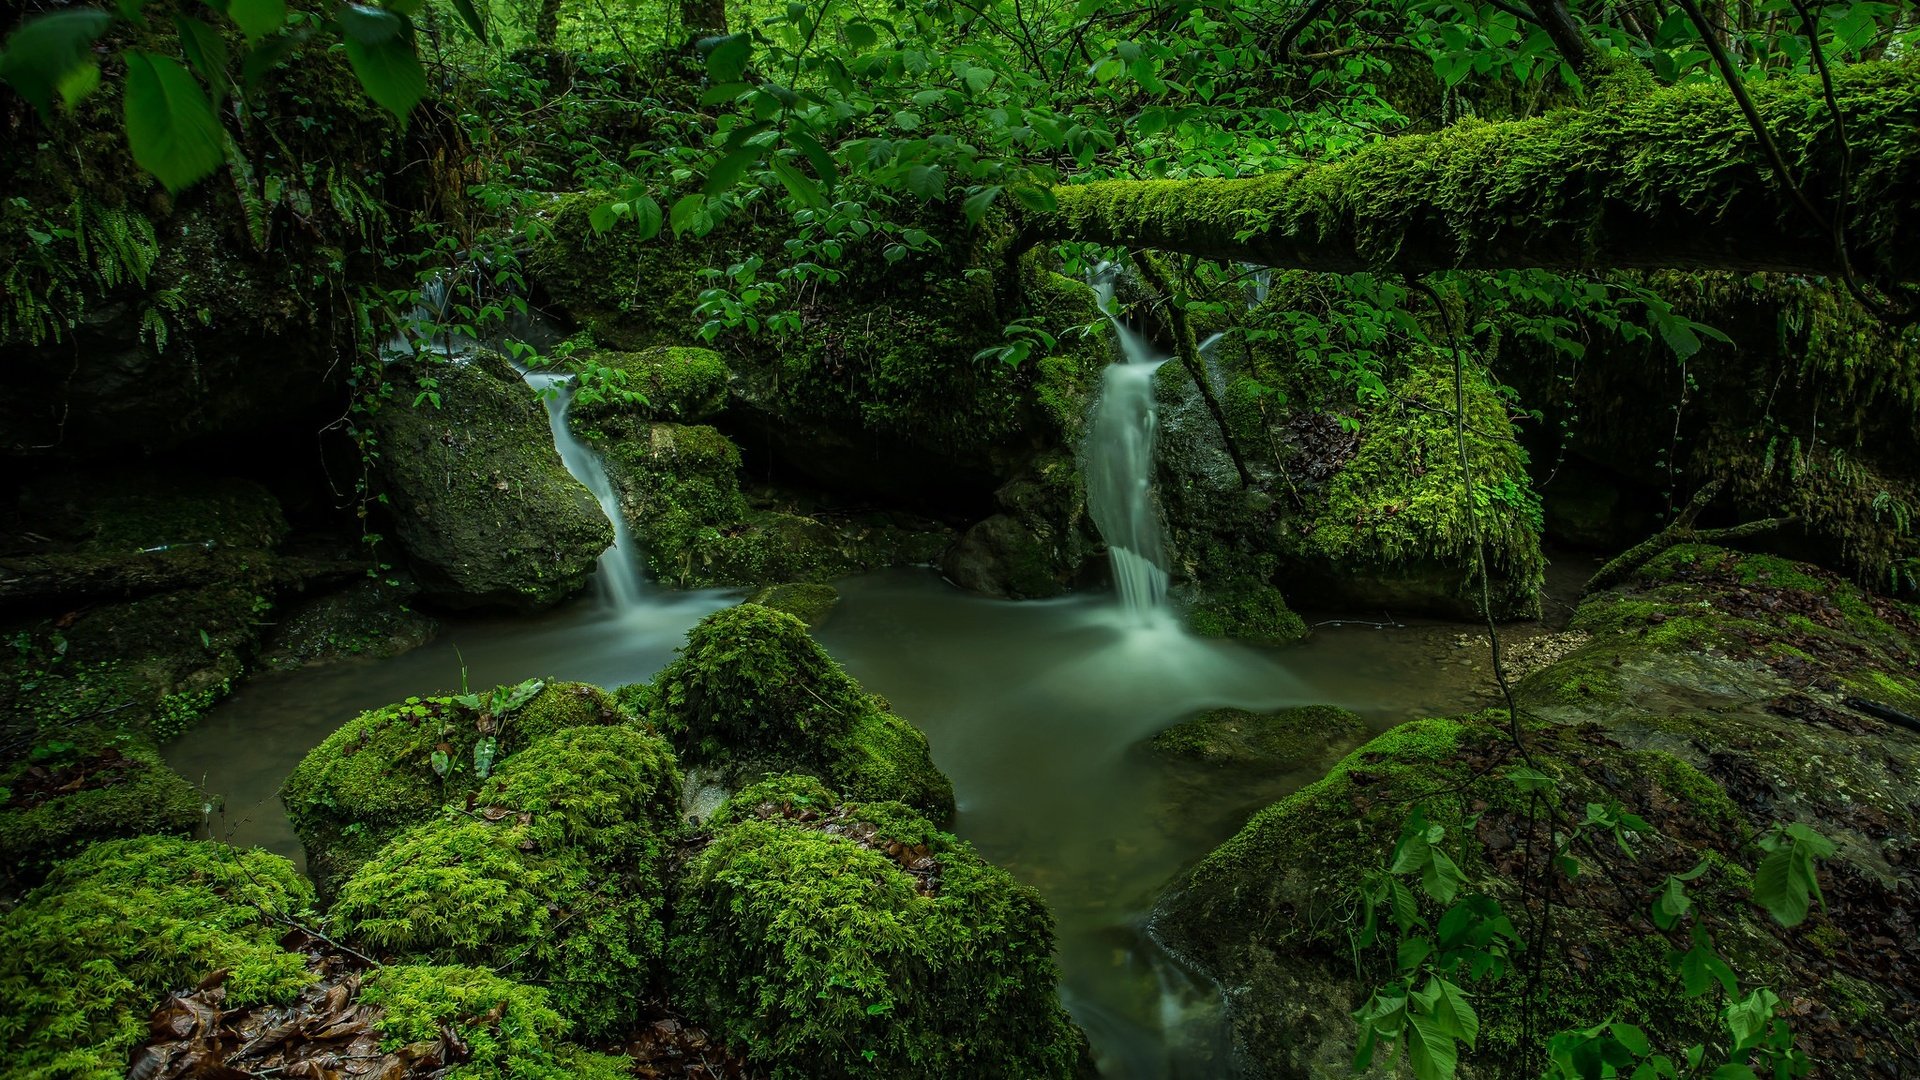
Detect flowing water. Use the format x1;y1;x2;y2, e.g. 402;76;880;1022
1086;266;1175;619
166;567;1534;1078
520;368;648;610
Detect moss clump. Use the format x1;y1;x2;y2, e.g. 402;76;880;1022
0;727;203;889
671;778;1087;1079
331;726;679;1039
360;965;632;1080
643;604;954;822
1149;704;1366;772
0;836;315;1079
572;345;731;423
745;582;841;627
1185;579;1309;645
279;680;628;895
372;353;611;610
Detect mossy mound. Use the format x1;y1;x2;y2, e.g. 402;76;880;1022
1149;704;1367;773
19;472;288;554
0;726;202;891
330;725;680;1039
745;582;840;627
1183;578;1310;645
1158;547;1920;1074
671;777;1088;1080
642;604;954;821
280;680;629;895
572;344;731;423
358;965;633;1080
0;836;316;1078
372;354;611;611
260;578;437;669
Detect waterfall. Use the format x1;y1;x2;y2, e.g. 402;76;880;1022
520;369;648;611
1086;265;1174;618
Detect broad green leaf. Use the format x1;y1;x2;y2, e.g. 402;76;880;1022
448;0;489;41
0;8;114;116
705;145;762;196
1406;1012;1459;1080
630;195;663;241
669;193;705;234
124;51;226;192
961;184;1000;225
786;127;837;188
844;19;877;49
1396;936;1433;973
1430;977;1479;1049
344;32;426;120
769;156;823;207
904;163;945;198
700;33;751;83
241;33;296;86
339;3;403;45
174;15;230;101
699;81;750;105
1751;845;1810;926
227;0;285;41
1011;184;1057;213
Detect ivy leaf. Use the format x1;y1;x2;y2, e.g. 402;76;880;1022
0;8;114;117
227;0;285;42
124;51;227;192
344;30;426;121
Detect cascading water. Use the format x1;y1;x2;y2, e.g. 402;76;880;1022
1086;265;1175;618
520;369;648;611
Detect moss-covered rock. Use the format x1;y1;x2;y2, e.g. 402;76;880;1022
1183;578;1310;645
279;679;629;896
372;354;611;611
671;777;1089;1079
0;836;316;1079
0;726;202;891
571;344;731;424
1155;546;1920;1075
358;965;633;1080
259;578;437;669
745;582;840;627
642;604;954;821
1149;705;1367;773
329;726;680;1039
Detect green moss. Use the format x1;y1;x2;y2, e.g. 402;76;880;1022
359;965;633;1080
331;727;678;1039
644;604;955;821
573;345;731;423
0;836;315;1079
745;582;841;626
1185;580;1309;645
0;727;203;889
671;780;1085;1079
1150;704;1366;772
279;680;628;895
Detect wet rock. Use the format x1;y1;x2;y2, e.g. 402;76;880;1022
260;577;437;669
570;344;731;424
1149;705;1367;773
371;353;610;611
745;582;839;627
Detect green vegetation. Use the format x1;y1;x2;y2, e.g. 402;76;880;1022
0;836;315;1079
1150;704;1367;772
0;727;202;888
359;965;634;1080
280;679;629;894
641;604;955;820
672;776;1086;1079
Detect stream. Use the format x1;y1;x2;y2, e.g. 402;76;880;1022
165;568;1536;1078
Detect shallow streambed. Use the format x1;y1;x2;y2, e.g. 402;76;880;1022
168;566;1568;1078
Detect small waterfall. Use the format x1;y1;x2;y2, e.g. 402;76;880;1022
1086;265;1174;618
520;369;648;611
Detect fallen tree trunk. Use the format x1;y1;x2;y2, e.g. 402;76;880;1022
1025;64;1920;282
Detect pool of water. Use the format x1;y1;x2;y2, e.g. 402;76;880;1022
167;566;1570;1078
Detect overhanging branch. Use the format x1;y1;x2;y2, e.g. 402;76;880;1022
1023;64;1920;283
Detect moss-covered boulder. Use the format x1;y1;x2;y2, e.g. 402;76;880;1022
1153;546;1920;1075
372;354;611;610
942;450;1100;600
643;604;954;821
1149;705;1367;773
671;777;1089;1079
571;344;731;423
259;578;437;669
746;582;840;627
1183;578;1310;645
0;836;316;1078
329;726;680;1039
280;679;629;895
357;965;633;1079
0;727;202;891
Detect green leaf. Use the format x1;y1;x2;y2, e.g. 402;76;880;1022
844;19;877;49
174;15;230;101
241;34;296;86
700;32;751;82
1429;976;1479;1049
669;193;705;235
786;127;837;189
961;184;1001;225
705;145;763;196
1612;1022;1651;1056
123;51;227;192
699;80;750;105
1396;936;1433;973
904;163;945;198
0;8;114;116
1752;845;1810;926
630;195;663;241
448;0;489;41
1406;1012;1459;1080
227;0;285;41
770;156;823;207
344;31;426;120
339;2;403;44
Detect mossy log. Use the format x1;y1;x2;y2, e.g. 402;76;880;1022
1027;64;1920;282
